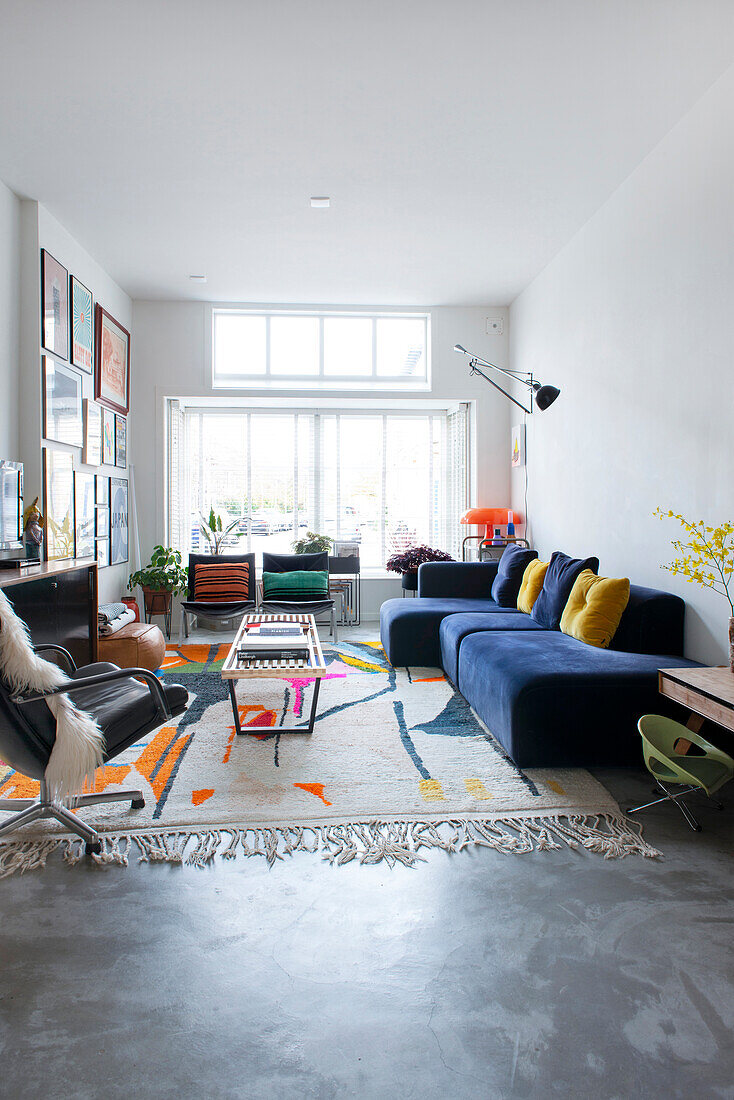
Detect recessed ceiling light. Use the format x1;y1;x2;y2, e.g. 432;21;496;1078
189;274;207;282
310;197;330;208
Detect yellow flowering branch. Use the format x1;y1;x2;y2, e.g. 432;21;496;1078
654;509;734;614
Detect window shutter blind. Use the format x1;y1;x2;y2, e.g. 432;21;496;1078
445;402;470;557
167;399;185;551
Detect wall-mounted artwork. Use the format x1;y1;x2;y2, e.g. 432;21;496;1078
70;276;93;373
110;477;129;565
43;448;75;561
511;423;525;468
41;250;68;360
43;357;83;447
102;408;115;465
82;399;102;466
95;304;130;414
95;506;109;538
96;539;109;568
74;470;95;558
115;415;127;468
95;474;109;506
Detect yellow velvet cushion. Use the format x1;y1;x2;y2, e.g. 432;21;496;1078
560;569;630;648
517;559;549;614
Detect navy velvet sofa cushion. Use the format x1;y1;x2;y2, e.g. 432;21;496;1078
380;597;521;668
439;611;546;686
490;544;539;607
531;550;600;629
457;631;698;768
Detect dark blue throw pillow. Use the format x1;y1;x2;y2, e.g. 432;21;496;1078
490;544;539;607
531;551;600;629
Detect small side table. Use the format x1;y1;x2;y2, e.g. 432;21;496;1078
659;666;734;734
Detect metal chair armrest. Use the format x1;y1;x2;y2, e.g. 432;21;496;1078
12;667;171;722
33;644;77;674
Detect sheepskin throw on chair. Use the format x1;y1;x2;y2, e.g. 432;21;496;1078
0;589;104;799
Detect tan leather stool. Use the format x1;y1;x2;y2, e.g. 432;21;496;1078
98;623;166;672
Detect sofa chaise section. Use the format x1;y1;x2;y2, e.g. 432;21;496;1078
380;561;524;666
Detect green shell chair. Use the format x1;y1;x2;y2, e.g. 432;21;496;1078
627;714;734;831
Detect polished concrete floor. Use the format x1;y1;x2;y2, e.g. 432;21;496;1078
1;625;733;1099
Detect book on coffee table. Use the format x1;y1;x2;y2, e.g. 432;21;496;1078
237;647;308;664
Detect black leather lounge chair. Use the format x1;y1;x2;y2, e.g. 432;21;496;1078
0;643;188;854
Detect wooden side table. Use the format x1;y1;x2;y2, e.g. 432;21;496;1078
659;666;734;734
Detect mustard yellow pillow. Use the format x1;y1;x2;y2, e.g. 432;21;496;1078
517;559;549;614
560;569;630;648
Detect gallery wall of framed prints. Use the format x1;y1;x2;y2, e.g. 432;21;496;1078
39;248;131;568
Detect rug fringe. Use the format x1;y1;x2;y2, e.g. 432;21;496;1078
0;813;661;877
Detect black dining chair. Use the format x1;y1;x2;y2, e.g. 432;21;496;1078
260;551;337;640
180;552;256;641
0;643;188;854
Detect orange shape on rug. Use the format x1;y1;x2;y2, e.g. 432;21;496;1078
294;782;332;806
191;788;214;806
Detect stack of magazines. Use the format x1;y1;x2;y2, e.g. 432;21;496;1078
237;622;310;663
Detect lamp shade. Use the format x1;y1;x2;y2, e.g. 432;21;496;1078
534;384;560;411
460;508;512;527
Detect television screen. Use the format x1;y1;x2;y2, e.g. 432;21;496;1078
0;461;23;549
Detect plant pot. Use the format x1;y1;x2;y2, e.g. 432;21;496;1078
729;616;734;673
141;586;173;617
401;571;418;592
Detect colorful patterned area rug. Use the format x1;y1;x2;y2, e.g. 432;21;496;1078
0;641;658;875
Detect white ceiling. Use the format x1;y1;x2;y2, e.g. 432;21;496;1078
1;1;733;305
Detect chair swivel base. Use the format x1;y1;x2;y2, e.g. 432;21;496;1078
627;778;722;833
0;780;145;854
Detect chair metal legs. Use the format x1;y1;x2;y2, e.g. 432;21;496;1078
627;779;703;832
331;605;338;643
179;608;190;643
0;779;146;851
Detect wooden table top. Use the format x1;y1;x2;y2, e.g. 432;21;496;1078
221;612;327;679
659;666;734;732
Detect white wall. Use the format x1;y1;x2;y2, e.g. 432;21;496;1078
18;201;133;604
510;65;734;663
131;302;512;618
0;180;21;457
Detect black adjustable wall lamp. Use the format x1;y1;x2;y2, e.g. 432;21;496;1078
453;344;560;414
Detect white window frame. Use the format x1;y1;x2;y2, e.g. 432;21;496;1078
210;307;431;390
165;398;470;568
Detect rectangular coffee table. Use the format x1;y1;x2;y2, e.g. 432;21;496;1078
221;613;327;736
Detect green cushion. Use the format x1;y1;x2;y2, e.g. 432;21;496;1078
262;570;329;601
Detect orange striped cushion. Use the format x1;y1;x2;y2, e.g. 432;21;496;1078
194;562;250;603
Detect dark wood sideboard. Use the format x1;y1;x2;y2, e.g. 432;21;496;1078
0;559;98;667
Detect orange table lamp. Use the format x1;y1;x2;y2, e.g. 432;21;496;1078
460;507;515;541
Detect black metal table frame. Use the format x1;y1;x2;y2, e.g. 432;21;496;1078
228;676;322;736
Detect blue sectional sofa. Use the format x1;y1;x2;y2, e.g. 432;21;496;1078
380;560;699;768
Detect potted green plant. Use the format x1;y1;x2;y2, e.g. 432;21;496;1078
127;545;189;623
386;545;454;591
200;507;241;554
292;531;333;554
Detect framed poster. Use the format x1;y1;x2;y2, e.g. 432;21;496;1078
102;407;115;465
43;448;75;561
74;470;95;558
96;539;109;568
95;506;109;538
43;357;83;447
511;424;525;468
95;474;109;506
115;414;127;468
70;276;93;373
83;399;102;466
95;304;130;414
41;250;69;360
110;477;128;565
